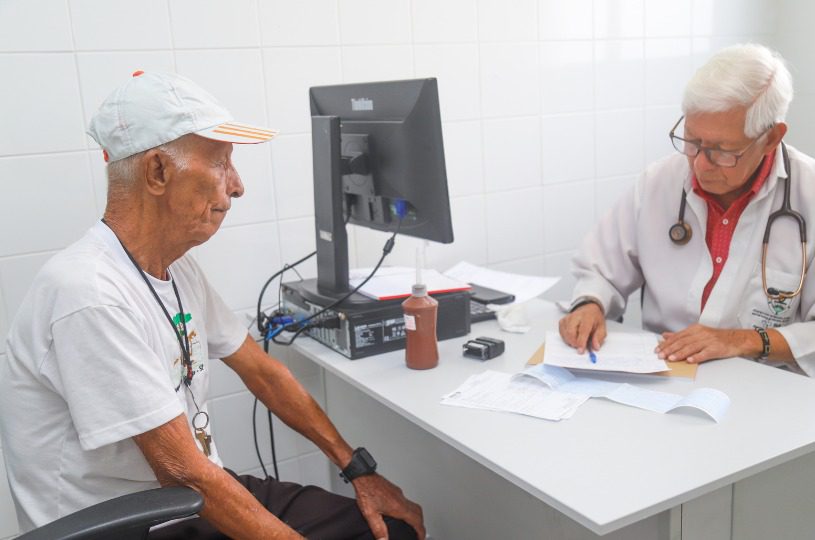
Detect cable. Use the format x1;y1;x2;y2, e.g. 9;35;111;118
256;250;316;335
272;219;402;346
251;251;317;479
252;251;316;477
267;408;279;480
263;337;280;480
278;263;306;313
256;208;353;335
249;206;403;479
251;397;268;479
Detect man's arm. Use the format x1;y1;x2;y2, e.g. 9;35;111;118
569;180;646;324
132;414;303;540
655;325;794;364
222;335;425;539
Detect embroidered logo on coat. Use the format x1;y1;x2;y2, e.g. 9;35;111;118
766;287;792;316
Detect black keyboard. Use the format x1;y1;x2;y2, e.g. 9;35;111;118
470;300;496;323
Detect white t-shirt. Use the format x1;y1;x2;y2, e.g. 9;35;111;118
0;221;247;531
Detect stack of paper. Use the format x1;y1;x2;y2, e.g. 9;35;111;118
441;370;588;421
349;267;470;301
441;365;730;423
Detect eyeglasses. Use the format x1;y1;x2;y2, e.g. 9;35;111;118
668;116;771;168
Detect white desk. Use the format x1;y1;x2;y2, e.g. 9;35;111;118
293;300;815;539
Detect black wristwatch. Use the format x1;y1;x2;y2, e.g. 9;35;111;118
339;447;377;483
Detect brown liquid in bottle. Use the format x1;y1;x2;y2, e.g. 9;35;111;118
402;284;439;370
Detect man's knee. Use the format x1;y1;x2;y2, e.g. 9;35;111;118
386;517;420;540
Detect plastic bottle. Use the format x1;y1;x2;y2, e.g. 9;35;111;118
402;283;439;370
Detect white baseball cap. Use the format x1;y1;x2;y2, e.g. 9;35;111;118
87;70;278;162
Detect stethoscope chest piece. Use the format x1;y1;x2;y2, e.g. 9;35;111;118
669;185;693;245
669;221;692;245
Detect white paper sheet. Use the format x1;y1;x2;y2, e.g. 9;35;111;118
514;364;730;422
544;331;669;374
444;261;559;304
441;370;589;421
667;388;731;420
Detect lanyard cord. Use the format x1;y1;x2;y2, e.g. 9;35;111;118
101;220;202;414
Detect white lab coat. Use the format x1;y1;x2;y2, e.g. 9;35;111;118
571;145;815;376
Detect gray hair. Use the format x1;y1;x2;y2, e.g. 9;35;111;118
682;43;793;138
106;136;191;195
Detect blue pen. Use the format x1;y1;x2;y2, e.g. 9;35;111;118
587;344;597;364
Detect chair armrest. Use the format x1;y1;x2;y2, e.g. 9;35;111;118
18;486;204;540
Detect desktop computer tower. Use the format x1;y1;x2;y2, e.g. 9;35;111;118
281;280;471;359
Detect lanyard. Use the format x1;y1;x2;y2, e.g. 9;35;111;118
102;220;204;405
102;220;212;454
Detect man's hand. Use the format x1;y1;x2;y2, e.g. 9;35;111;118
558;303;606;353
352;474;425;540
655;324;759;364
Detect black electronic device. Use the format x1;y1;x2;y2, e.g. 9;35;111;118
469;300;496;323
468;283;515;323
462;336;505;360
339;447;377;483
281;283;470;359
468;282;515;305
281;78;461;356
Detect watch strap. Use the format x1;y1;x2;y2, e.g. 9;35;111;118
340;447;377;483
755;327;771;360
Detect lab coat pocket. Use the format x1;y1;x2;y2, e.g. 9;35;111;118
738;266;802;329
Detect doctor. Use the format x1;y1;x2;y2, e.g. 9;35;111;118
559;43;815;376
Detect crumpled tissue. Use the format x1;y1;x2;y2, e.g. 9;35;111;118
489;302;531;333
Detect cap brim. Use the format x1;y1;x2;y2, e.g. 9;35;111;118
195;121;278;144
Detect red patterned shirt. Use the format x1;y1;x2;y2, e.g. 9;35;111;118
693;149;776;311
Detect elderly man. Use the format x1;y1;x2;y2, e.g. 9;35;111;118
0;71;423;540
559;43;815;375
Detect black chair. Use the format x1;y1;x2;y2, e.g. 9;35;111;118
17;486;203;540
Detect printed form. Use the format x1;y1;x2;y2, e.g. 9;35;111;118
514;364;731;422
543;331;669;374
441;370;588;421
441;365;730;423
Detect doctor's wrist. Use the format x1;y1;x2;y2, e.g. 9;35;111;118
569;296;604;314
739;328;767;359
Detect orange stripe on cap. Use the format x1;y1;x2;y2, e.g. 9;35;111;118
211;128;275;141
220;123;278;136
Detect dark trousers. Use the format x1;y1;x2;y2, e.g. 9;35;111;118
147;469;417;540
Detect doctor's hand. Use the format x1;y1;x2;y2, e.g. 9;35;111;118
558;302;606;354
352;473;425;540
656;324;758;364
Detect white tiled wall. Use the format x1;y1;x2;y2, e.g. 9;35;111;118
0;0;804;537
775;0;815;155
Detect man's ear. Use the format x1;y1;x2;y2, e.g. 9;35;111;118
142;148;171;195
764;122;788;155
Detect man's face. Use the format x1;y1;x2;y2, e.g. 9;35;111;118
682;108;773;200
163;136;244;246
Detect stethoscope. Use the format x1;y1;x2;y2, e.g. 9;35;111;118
669;142;807;301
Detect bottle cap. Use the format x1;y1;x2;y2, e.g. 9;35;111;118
412;283;428;297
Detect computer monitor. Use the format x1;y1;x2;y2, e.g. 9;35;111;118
305;78;454;304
